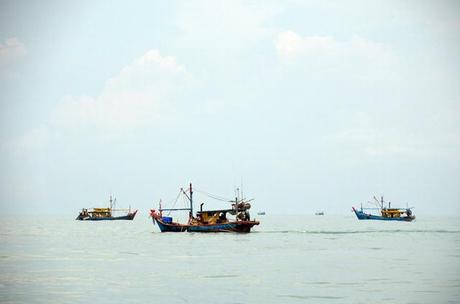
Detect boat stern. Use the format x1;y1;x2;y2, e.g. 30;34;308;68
127;209;138;220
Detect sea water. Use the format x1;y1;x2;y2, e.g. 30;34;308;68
0;214;459;303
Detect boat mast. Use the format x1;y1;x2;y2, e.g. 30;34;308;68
189;183;193;217
241;177;244;202
179;186;193;217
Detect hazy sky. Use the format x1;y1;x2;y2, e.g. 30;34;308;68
1;0;459;215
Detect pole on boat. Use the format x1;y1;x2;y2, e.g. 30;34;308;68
241;177;244;202
189;183;193;218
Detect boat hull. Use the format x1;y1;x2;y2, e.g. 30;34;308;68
187;221;259;233
152;217;189;232
353;208;415;222
150;210;258;233
76;210;138;221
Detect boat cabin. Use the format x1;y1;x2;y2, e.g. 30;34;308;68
194;209;233;225
381;208;412;218
381;208;401;218
89;208;112;218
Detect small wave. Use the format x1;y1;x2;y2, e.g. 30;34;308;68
259;229;460;235
414;290;441;294
278;294;344;300
202;274;240;279
119;251;139;256
309;281;331;285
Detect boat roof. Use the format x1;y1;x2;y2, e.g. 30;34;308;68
196;209;233;215
87;208;111;212
361;207;412;210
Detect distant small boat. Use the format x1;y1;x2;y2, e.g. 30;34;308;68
352;196;415;222
315;212;324;216
150;183;259;233
257;211;266;215
76;196;137;221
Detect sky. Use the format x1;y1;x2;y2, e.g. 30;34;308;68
0;0;459;216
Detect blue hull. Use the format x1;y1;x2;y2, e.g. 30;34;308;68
76;210;137;221
188;223;238;233
78;215;136;221
353;209;415;222
152;216;258;233
153;217;188;232
187;221;257;233
80;215;133;221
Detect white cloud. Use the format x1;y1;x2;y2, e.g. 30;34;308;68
174;1;279;52
330;108;460;160
0;125;52;161
53;50;191;130
0;37;26;66
4;126;49;151
275;31;392;63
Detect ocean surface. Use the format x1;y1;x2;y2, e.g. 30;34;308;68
1;214;459;303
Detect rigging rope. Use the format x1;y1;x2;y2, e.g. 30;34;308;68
194;188;232;202
166;189;183;216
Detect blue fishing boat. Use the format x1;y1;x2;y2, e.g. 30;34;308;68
76;196;138;221
151;215;189;232
150;183;259;233
352;196;415;222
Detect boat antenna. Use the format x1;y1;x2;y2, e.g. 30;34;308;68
110;195;113;210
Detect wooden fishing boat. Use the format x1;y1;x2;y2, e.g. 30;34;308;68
352;196;415;222
76;196;138;221
149;212;189;232
150;183;259;233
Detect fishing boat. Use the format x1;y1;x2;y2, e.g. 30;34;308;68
352;196;415;222
257;211;266;215
150;183;259;233
76;196;138;221
315;212;324;216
